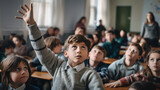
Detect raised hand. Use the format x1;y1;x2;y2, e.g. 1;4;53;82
16;3;35;25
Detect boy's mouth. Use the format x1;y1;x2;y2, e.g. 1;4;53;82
76;55;82;58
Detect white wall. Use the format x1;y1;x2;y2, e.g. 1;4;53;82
110;0;143;32
0;0;25;37
141;0;160;29
64;0;85;33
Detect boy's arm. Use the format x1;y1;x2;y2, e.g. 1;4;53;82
98;67;110;83
88;70;105;90
108;62;117;80
16;4;63;75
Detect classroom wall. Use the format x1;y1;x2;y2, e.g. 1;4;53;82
141;0;160;30
0;0;25;38
64;0;85;33
110;0;143;33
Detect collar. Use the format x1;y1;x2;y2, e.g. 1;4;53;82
8;84;26;90
119;56;140;70
65;61;85;72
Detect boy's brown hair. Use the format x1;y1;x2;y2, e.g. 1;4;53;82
44;36;61;50
64;34;90;51
129;43;143;56
92;45;106;58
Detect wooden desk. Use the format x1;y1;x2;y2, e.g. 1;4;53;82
31;71;52;80
119;50;125;56
105;86;128;90
103;58;117;64
151;47;160;50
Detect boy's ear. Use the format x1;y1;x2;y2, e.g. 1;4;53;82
64;50;68;58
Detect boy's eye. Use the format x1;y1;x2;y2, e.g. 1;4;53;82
81;46;85;49
24;67;28;71
98;52;102;55
72;46;77;49
132;50;137;53
15;68;21;72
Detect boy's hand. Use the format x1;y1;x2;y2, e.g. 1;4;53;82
16;3;35;25
104;80;121;88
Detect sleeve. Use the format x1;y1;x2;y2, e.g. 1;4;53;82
119;72;144;86
98;67;110;83
110;43;120;59
28;24;64;76
108;62;117;80
141;24;145;37
87;70;105;90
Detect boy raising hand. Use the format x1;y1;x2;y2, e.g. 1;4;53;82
16;4;105;90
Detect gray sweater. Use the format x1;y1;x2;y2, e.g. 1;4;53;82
108;56;143;80
28;24;105;90
141;23;159;40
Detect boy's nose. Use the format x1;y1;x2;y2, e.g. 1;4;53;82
76;47;81;53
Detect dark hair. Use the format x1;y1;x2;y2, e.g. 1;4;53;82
92;45;106;57
130;43;143;56
12;35;26;45
105;30;115;35
86;34;94;41
53;27;60;31
44;36;61;50
78;16;86;23
64;34;90;51
143;50;160;82
1;40;15;53
1;54;31;90
145;11;156;24
129;81;156;90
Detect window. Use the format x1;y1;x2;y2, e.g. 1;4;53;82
32;0;53;27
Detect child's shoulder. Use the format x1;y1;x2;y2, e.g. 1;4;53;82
25;84;40;90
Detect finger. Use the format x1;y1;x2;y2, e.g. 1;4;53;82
25;4;30;11
17;10;25;16
21;5;27;12
30;3;33;12
15;16;23;19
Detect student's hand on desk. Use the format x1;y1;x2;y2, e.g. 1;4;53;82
104;80;121;88
15;3;35;25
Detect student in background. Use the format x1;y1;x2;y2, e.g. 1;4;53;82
96;19;106;36
139;41;151;62
85;34;94;49
128;81;156;90
43;27;54;39
108;43;144;81
93;34;101;46
16;4;105;90
85;45;110;83
75;16;87;34
30;36;66;72
0;54;40;90
12;35;28;56
141;12;159;47
106;50;160;88
102;30;120;59
0;40;15;62
74;26;85;36
119;29;128;46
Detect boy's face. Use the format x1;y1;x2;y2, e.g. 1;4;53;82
105;33;114;42
125;45;141;63
52;44;62;54
12;37;22;47
75;27;84;35
10;61;29;88
89;47;104;62
64;42;88;67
